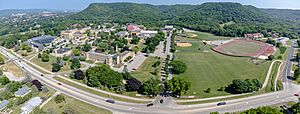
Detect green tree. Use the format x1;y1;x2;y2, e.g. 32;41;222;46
0;56;4;65
72;49;81;56
165;77;191;96
139;78;161;96
52;63;61;72
82;41;92;52
130;37;140;44
41;53;49;62
71;58;81;69
37;53;42;58
132;46;139;53
170;60;187;74
268;55;275;60
241;106;282;114
0;76;10;85
54;94;65;104
86;65;123;88
6;81;22;92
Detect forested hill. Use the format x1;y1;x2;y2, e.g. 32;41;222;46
70;2;299;38
261;9;300;22
71;3;162;26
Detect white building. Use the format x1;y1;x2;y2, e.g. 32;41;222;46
140;30;158;38
21;97;42;114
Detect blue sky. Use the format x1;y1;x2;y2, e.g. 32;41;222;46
0;0;299;10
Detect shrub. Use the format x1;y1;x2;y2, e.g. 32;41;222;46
55;94;65;104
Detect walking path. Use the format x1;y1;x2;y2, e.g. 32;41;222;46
274;61;284;91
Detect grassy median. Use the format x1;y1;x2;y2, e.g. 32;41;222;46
53;76;150;104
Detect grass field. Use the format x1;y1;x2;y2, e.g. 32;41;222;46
53;76;150;103
42;94;112;114
175;36;271;98
265;61;281;92
131;56;163;81
221;41;262;55
2;62;25;77
30;54;85;72
182;31;231;41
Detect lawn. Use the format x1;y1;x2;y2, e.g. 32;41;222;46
30;54;85;72
42;94;112;114
182;31;231;41
265;61;281;92
15;49;38;60
2;62;25;77
131;56;163;81
175;37;271;98
53;76;150;103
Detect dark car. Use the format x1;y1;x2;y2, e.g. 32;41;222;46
58;83;62;85
106;99;115;104
217;102;227;106
40;74;44;76
146;103;154;107
294;94;299;96
160;99;164;104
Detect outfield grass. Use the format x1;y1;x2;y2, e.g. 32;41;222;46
42;94;112;114
131;56;163;81
175;37;271;98
183;31;231;41
53;76;149;103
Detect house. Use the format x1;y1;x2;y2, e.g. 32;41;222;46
21;97;42;114
14;86;31;97
116;31;129;38
127;25;141;36
140;30;158;38
0;100;9;111
25;35;56;51
244;33;264;39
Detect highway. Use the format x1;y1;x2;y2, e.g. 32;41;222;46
0;39;299;114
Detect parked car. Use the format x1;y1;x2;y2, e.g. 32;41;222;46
217;102;227;106
160;99;164;104
146;103;153;107
58;83;62;85
40;74;44;76
106;99;115;104
294;94;299;96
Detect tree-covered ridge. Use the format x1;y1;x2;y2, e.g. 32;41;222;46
71;2;299;38
261;8;300;22
72;3;162;26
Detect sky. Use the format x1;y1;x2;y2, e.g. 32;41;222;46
0;0;300;10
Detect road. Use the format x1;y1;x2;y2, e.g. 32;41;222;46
0;39;299;114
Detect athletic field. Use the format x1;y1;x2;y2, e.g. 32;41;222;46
175;34;271;98
213;39;275;57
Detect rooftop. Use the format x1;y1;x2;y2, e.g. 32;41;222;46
0;100;9;110
21;97;42;114
14;86;31;97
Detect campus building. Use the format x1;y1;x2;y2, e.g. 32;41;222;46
25;35;56;51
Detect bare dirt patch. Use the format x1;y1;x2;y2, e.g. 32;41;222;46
177;42;192;47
